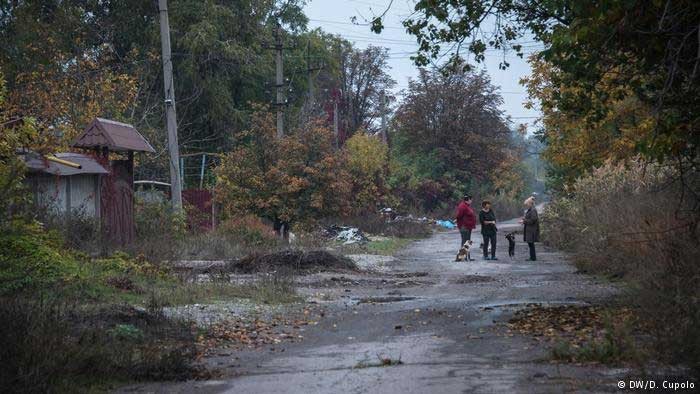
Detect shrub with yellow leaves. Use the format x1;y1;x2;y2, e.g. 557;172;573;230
343;132;389;213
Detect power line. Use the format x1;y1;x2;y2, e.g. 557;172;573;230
347;0;394;7
308;17;407;30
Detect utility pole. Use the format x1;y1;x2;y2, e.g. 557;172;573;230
158;0;182;209
380;91;388;145
306;40;314;104
333;99;339;148
306;40;324;107
274;23;285;139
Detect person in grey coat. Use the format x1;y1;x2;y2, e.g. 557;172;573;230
519;197;540;261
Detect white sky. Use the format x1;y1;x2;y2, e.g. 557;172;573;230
304;0;543;132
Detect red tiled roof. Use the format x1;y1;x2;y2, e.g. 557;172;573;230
72;118;155;153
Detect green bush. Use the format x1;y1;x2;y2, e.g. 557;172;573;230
0;223;80;295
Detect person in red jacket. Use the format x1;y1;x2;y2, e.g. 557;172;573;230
455;194;476;258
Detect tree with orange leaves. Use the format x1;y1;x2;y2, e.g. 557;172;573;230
5;45;138;147
215;109;351;237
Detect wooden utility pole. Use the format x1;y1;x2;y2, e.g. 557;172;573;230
306;40;314;105
333;99;339;148
274;23;285;139
158;0;183;209
380;91;388;144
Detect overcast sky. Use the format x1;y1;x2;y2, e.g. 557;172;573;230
304;0;543;132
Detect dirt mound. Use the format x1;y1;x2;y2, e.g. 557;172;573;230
230;250;357;274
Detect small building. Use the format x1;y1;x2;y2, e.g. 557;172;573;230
23;152;109;217
72;118;155;246
23;118;155;246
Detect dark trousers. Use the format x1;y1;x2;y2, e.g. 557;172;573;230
459;228;472;247
483;233;496;258
528;242;537;261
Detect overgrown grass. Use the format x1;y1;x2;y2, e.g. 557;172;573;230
550;318;643;365
0;219;302;392
0;297;200;393
542;159;700;374
141;274;301;307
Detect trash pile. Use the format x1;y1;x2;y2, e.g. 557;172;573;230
386;212;455;229
389;213;432;223
435;219;456;229
322;225;369;244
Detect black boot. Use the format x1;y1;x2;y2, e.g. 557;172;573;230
528;242;537;261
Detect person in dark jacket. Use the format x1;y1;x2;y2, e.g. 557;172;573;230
479;200;498;260
519;197;540;261
455;194;476;260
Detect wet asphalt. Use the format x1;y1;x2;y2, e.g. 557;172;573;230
120;221;630;394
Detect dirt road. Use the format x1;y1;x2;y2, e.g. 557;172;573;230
123;220;629;393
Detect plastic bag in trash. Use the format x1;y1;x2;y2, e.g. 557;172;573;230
436;220;456;229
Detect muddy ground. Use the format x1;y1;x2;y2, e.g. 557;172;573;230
119;219;641;393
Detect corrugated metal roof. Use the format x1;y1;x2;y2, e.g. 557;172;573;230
72;118;156;153
23;152;109;176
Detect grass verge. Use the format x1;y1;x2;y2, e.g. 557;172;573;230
366;238;414;255
337;237;414;256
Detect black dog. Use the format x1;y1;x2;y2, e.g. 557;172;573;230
505;232;516;258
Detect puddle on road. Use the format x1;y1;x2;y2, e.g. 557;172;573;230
476;299;589;310
355;296;418;304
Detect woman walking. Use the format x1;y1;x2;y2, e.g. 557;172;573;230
520;197;540;261
479;200;497;260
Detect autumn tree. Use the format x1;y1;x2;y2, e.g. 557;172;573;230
0;2;138;144
215;109;350;237
371;0;700;187
522;56;656;189
388;68;522;211
343;132;389;213
0;0;308;178
394;68;511;183
0;73;41;227
338;44;396;139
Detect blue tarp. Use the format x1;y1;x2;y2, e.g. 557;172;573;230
436;220;456;229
